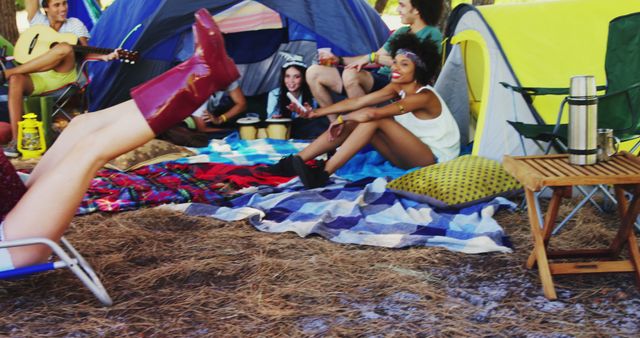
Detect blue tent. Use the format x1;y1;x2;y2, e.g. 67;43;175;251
87;0;390;111
68;0;101;31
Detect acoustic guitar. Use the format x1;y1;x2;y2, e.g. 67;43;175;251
14;25;139;64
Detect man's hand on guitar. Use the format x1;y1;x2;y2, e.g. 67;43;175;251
101;49;121;62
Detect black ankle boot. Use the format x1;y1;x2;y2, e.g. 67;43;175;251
259;154;298;176
292;156;330;189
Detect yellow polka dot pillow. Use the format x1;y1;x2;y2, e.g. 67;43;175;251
387;155;522;209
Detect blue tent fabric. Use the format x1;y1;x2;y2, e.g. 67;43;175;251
87;0;389;111
68;0;101;31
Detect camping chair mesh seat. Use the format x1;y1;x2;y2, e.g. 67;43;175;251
502;13;640;233
0;152;112;306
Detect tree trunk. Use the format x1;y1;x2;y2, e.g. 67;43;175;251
374;0;389;13
0;0;19;44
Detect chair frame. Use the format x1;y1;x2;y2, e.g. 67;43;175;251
0;236;112;306
34;59;96;122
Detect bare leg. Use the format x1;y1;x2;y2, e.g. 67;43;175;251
306;65;342;112
324;118;436;174
341;68;375;99
297;121;358;161
5;43;76;77
3;100;155;267
6;74;34;139
27;108;129;187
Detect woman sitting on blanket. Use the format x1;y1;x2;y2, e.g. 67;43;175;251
266;57;328;139
264;33;460;188
0;9;239;272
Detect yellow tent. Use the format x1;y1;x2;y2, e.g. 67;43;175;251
435;0;640;160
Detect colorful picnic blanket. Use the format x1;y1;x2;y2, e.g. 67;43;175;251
79;162;292;214
79;134;405;214
180;132;409;181
172;177;515;254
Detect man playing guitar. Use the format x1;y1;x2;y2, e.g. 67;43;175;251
2;0;118;158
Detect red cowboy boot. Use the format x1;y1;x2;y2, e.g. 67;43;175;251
130;8;240;135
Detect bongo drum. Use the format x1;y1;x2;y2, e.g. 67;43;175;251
265;117;292;140
237;117;260;140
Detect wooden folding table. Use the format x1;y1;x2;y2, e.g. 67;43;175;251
503;152;640;300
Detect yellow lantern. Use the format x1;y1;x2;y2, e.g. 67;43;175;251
17;113;47;159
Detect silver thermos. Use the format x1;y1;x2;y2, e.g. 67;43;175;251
567;75;598;165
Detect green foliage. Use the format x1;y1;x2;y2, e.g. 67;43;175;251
16;0;25;11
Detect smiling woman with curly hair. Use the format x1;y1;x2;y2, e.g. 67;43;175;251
263;33;460;189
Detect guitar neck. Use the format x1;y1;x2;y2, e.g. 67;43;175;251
72;45;114;56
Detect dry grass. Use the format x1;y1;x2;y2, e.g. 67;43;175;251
1;194;640;337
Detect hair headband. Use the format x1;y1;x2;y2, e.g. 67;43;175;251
282;60;307;69
396;48;426;70
279;52;307;69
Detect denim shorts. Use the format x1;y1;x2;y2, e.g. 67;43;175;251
0;222;15;272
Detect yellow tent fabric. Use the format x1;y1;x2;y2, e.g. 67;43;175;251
478;0;640;125
439;0;640;159
447;0;640;156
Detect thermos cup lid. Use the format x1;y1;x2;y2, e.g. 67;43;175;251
570;75;597;98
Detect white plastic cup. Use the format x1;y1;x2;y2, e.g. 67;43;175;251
317;47;335;66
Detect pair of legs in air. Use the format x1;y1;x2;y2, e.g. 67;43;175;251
1;9;240;269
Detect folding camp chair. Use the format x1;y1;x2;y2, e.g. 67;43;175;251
0;34;98;145
502;12;640;233
0;153;112;306
31;59;94;122
0;237;113;306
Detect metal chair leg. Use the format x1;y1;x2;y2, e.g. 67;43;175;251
0;237;112;306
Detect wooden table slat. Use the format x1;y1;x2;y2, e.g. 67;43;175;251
616;156;640;173
551;159;584;176
503;153;640;192
598;160;633;175
526;159;566;177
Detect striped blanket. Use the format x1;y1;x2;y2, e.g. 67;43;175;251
172;177;514;254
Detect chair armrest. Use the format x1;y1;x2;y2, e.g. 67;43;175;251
500;82;607;96
599;81;640;100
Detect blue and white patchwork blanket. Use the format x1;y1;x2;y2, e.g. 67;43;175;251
171;177;515;254
179;133;409;181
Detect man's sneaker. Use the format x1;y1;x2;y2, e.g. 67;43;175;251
3;140;18;158
292;156;330;189
258;154;297;176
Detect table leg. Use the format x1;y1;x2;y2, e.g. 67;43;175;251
527;188;564;269
609;185;640;288
611;186;640;255
525;189;557;300
627;230;640;287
